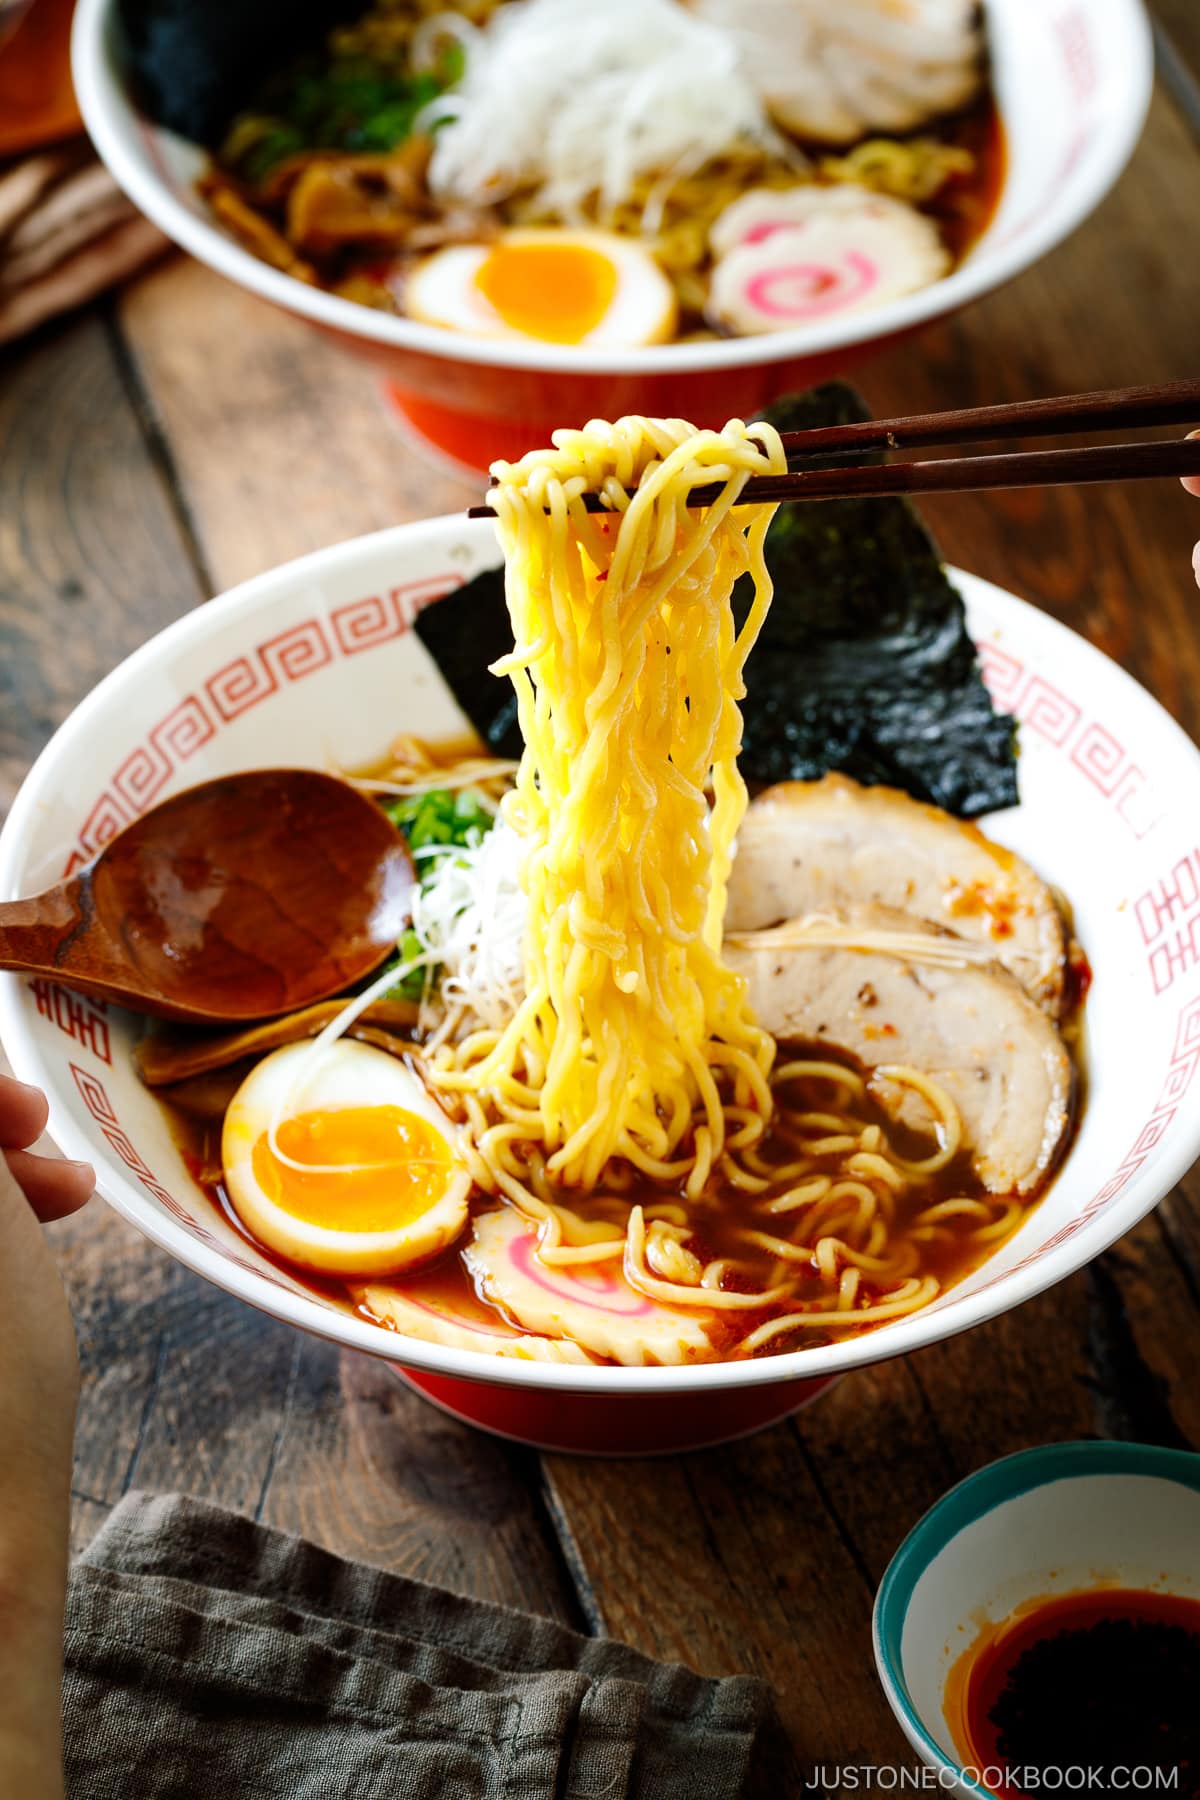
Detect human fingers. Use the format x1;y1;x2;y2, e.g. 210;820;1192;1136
1;1148;94;1222
1183;431;1200;498
0;1076;49;1151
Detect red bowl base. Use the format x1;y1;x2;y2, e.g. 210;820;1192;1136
392;1365;840;1455
379;334;885;474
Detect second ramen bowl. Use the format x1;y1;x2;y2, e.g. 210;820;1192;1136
3;515;1200;1454
72;0;1153;471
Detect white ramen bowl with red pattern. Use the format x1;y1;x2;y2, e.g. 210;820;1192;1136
3;517;1200;1456
72;0;1153;471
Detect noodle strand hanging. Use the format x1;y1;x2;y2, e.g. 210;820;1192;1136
431;415;788;1198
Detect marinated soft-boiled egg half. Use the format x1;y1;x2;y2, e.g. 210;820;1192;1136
404;227;677;347
222;1040;471;1277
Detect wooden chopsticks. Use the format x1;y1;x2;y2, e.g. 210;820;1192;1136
466;379;1200;516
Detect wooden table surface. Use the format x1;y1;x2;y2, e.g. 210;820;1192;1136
3;15;1200;1785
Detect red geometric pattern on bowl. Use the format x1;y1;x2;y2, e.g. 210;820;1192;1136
61;572;460;876
28;980;111;1066
68;1059;313;1303
1134;850;1200;998
977;643;1161;839
966;990;1200;1303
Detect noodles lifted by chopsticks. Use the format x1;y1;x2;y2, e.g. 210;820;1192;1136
430;415;788;1202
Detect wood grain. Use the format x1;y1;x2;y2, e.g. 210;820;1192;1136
58;1201;305;1524
542;1274;1102;1766
0;310;207;813
56;1199;583;1613
256;1348;583;1621
117;259;478;589
1153;0;1200;104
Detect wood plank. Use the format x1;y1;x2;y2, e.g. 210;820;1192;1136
0;308;208;812
68;1494;110;1560
543;1278;1100;1771
257;1346;583;1620
58;1198;311;1516
59;1184;582;1613
548;1427;900;1783
1088;1188;1200;1450
117;259;478;588
1153;0;1200;112
0;312;282;1523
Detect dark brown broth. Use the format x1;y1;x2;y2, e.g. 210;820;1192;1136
165;1035;1054;1360
919;99;1007;264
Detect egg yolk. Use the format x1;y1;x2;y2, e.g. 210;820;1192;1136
251;1106;453;1234
475;240;618;343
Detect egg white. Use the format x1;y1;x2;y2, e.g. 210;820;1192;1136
222;1040;471;1277
403;228;678;347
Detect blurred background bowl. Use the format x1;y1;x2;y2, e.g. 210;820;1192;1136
70;0;1154;470
3;516;1200;1454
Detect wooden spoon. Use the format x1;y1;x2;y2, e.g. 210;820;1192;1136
0;769;416;1024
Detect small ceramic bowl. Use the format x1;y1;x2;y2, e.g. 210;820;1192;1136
70;0;1154;470
873;1442;1200;1795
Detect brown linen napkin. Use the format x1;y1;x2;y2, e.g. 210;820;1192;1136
65;1491;784;1799
0;143;169;344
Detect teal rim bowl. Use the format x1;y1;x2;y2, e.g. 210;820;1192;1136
872;1441;1200;1797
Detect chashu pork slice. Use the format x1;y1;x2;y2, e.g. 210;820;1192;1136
727;774;1068;1017
690;0;984;145
725;905;1073;1195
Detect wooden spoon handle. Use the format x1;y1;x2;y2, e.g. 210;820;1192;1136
0;886;86;976
0;881;137;1007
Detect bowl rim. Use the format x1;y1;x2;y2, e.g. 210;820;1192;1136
70;0;1155;380
4;516;1200;1394
871;1441;1200;1795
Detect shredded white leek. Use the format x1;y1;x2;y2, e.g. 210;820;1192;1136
422;0;786;223
410;820;527;1033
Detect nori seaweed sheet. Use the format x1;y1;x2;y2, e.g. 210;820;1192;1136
416;382;1018;819
118;0;360;145
416;560;523;758
732;384;1018;816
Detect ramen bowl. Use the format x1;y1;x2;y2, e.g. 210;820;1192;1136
873;1442;1200;1794
71;0;1153;471
3;516;1200;1455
